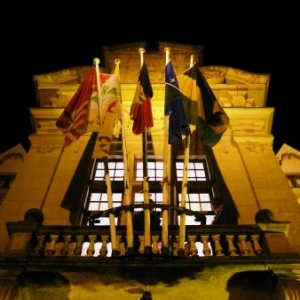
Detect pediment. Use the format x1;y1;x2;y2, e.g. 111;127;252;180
31;41;273;148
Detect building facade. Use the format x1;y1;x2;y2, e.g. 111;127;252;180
1;42;300;300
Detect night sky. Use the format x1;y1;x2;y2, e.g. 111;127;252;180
3;1;300;153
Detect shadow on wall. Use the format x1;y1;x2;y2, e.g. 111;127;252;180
227;270;278;300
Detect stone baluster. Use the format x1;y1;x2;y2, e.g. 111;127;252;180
212;235;224;256
114;236;121;256
226;235;238;256
46;235;59;255
188;235;198;256
138;235;145;254
111;235;120;257
86;235;97;256
169;236;175;255
201;235;211;256
34;235;45;256
251;234;262;255
60;235;71;255
74;235;85;255
152;235;160;254
118;237;126;256
99;235;109;256
238;235;250;256
172;236;179;256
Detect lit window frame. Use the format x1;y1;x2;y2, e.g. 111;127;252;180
86;154;216;225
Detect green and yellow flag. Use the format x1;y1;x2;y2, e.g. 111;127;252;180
177;63;230;147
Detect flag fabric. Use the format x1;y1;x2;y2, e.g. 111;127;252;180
92;72;121;158
165;60;190;144
130;62;153;135
111;62;122;138
177;62;230;147
56;64;121;153
56;67;100;146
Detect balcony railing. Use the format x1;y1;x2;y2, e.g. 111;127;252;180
2;221;299;270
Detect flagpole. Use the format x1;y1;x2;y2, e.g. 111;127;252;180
93;58;103;124
114;59;135;256
138;47;152;255
93;57;119;256
178;55;194;255
161;47;171;255
103;157;119;256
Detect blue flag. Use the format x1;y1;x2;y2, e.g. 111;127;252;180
164;60;190;144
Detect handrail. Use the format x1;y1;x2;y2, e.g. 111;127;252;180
4;220;300;269
88;203;208;221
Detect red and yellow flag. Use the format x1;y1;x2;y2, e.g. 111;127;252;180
56;67;100;146
130;62;153;135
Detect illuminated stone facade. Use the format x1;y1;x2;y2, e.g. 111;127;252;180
1;42;300;300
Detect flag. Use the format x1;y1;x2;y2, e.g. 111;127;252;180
92;72;121;158
106;61;122;139
177;62;230;147
56;67;100;146
56;64;121;152
130;62;153;135
164;60;190;144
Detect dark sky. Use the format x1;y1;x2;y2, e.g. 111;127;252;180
2;1;300;153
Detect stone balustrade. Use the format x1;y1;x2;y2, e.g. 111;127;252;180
4;221;295;267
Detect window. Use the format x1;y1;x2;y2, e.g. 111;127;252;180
135;160;164;181
87;157;124;225
85;155;216;225
178;193;215;225
64;132;237;226
134;192;163;212
93;161;124;181
176;161;207;181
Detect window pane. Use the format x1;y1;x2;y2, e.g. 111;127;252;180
101;202;109;211
200;193;210;201
176;162;184;169
196;170;205;178
95;170;105;178
190;202;201;211
136;162;143;169
148;162;155;169
90;193;101;201
108;162;116;168
178;193;212;213
96;162;104;168
156;170;163;180
156;162;164;170
202;203;212;210
136;170;143;180
88;202;100;210
115;169;123;177
148;169;155;179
